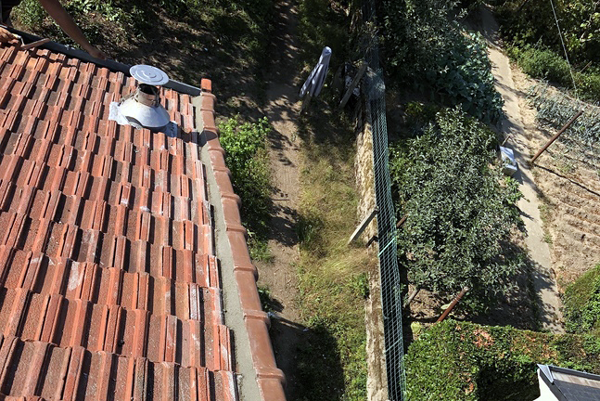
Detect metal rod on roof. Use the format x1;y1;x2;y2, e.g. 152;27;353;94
530;109;584;164
436;287;469;323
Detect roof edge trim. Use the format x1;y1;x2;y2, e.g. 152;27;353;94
5;27;200;96
199;79;286;401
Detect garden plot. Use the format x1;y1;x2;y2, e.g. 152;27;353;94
513;70;600;287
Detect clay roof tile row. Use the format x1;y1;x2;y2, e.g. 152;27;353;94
0;43;238;400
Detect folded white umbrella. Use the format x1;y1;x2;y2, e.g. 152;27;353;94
300;46;332;98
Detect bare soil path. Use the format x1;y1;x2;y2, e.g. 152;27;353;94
480;6;564;333
257;0;304;397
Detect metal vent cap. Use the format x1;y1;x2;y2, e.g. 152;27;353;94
130;65;170;86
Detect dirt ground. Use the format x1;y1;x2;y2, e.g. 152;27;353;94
255;0;304;398
511;70;600;288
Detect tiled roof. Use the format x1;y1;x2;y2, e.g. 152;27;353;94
0;44;237;399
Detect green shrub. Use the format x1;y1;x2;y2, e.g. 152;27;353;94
218;116;272;260
382;0;503;124
516;47;572;86
564;264;600;336
406;320;600;400
435;33;504;124
576;71;600;102
496;0;600;66
391;108;523;309
12;0;46;27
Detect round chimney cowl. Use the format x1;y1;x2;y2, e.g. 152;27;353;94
118;65;171;131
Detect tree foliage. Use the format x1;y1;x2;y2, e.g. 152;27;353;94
391;108;522;307
381;0;503;124
496;0;600;66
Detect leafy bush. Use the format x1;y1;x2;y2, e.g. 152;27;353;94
497;0;600;101
508;43;600;102
576;70;600;102
218;116;272;260
513;46;572;86
382;0;503;124
435;33;504;124
391;108;523;308
563;264;600;336
406;320;600;401
12;0;46;27
383;0;460;77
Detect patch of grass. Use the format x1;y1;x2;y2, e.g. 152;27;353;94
538;201;552;223
257;286;276;313
293;107;374;400
293;3;372;399
563;264;600;336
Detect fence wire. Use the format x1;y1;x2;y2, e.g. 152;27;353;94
361;1;406;400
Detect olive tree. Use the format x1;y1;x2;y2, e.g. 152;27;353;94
391;108;523;307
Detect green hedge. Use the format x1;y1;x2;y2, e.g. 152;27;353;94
406;320;600;400
564;264;600;336
495;0;600;65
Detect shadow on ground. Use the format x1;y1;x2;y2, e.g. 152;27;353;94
265;297;347;401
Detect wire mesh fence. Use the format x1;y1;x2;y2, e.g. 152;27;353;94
361;1;406;400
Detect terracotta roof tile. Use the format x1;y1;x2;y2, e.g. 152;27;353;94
0;44;237;400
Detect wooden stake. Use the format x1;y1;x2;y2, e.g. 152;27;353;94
348;207;378;244
365;213;407;246
580;60;593;74
530;109;584;164
339;62;367;109
396;214;408;229
301;91;313;114
406;287;420;306
517;0;532;13
437;287;469;323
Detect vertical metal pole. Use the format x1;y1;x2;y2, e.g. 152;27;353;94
406;287;420;305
